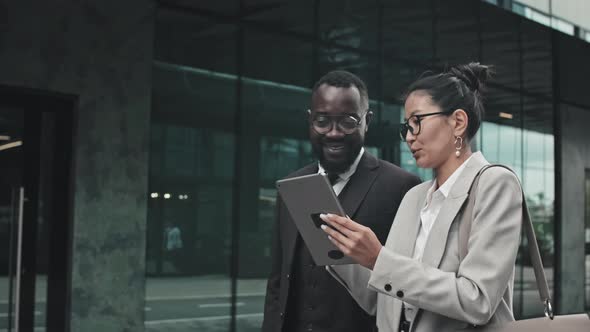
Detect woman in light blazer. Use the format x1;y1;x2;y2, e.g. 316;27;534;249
320;63;523;332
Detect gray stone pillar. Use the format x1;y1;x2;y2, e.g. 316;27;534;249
0;1;155;330
559;104;590;313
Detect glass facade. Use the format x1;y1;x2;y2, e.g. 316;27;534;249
586;170;590;311
145;0;561;330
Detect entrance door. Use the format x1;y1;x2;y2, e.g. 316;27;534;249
0;88;74;332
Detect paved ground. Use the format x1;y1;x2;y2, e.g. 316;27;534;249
0;265;588;332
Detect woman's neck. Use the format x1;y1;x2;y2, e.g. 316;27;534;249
434;149;473;188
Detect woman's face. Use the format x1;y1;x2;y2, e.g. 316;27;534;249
403;90;456;169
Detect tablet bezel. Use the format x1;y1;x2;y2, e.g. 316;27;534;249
276;173;355;265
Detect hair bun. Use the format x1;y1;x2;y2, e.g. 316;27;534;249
448;62;493;93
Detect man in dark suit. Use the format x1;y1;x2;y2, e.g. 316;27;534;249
262;70;421;332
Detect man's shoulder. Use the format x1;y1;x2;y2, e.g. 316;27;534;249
282;162;317;180
376;158;420;181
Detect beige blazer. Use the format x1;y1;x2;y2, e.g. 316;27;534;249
329;152;523;332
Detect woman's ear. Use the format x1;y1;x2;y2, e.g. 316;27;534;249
452;109;468;137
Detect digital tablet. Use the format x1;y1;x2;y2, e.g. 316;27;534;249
276;173;354;266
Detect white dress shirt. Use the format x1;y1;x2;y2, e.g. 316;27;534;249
318;147;365;196
404;153;474;322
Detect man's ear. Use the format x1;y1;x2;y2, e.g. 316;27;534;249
365;110;374;131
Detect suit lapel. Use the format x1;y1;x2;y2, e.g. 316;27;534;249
419;194;468;268
338;152;380;219
420;152;489;268
390;183;429;257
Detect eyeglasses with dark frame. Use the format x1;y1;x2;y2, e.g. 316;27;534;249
308;109;369;135
399;110;455;141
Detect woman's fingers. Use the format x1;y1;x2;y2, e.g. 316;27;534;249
327;233;349;254
321;223;353;248
321;215;354;237
321;213;364;232
318;214;382;270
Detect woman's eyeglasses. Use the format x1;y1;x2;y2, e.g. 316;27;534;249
399;110;454;141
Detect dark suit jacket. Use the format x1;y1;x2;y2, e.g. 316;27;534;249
262;151;421;332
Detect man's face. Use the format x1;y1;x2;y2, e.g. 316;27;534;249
309;84;370;174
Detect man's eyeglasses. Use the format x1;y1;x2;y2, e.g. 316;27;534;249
308;109;368;135
399;110;454;141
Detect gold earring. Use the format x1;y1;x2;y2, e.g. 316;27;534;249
454;136;463;157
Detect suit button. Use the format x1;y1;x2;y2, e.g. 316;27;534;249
286;274;290;279
396;290;404;298
280;312;284;319
384;284;392;292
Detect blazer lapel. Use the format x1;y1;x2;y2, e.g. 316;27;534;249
389;182;429;257
338;152;380;219
420;152;489;268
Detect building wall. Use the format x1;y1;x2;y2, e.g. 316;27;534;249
0;1;154;331
560;103;590;313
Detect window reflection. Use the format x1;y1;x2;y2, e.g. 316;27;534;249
146;10;236;327
148;1;562;330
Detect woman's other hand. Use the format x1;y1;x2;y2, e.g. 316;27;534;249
320;213;383;270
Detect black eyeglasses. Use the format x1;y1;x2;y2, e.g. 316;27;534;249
399;110;454;141
308;109;368;135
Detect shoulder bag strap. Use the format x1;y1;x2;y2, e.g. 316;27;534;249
458;164;554;319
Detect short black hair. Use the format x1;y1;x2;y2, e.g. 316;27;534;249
312;70;369;109
403;62;493;140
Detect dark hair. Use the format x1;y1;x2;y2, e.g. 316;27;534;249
312;70;369;109
403;62;493;140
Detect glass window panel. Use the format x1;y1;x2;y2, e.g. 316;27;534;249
381;62;424;105
146;9;236;332
373;102;402;166
146;1;573;329
557;36;590;108
236;25;315;330
433;0;479;66
243;0;314;35
382;0;433;64
480;88;524;171
551;18;575;36
521;19;553;97
155;8;237;74
524;7;551;28
243;28;313;88
317;47;380;95
318;0;380;51
235;136;314;332
160;0;238;16
480;5;521;90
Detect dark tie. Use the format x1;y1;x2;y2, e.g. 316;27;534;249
327;173;340;186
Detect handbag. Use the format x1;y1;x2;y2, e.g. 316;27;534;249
457;164;590;331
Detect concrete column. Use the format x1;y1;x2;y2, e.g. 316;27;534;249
0;1;154;330
559;104;590;313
